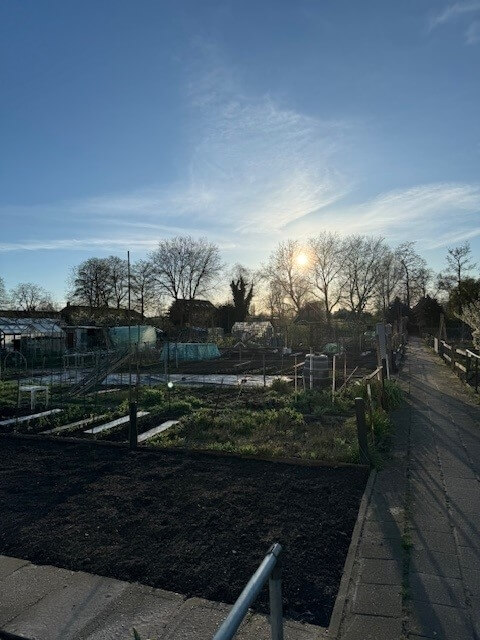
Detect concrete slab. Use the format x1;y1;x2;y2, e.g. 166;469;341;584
409;573;466;608
0;555;30;580
161;597;244;640
408;601;474;640
78;583;184;640
238;613;326;639
352;583;401;617
358;558;403;585
409;549;461;579
0;563;76;626
340;614;402;640
4;571;129;640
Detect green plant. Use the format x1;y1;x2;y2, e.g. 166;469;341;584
382;379;404;411
270;378;293;395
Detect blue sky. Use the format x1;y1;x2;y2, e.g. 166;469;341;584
1;0;479;303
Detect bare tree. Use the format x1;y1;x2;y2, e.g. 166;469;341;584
308;232;345;324
458;300;480;350
265;240;311;313
131;259;157;317
150;236;223;301
395;242;426;308
416;266;433;299
10;282;55;312
107;256;128;309
446;241;476;288
69;258;112;308
0;276;8;308
376;250;403;316
343;235;387;315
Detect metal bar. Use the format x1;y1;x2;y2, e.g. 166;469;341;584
212;544;283;640
269;559;284;640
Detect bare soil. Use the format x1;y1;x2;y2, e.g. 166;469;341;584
0;437;368;626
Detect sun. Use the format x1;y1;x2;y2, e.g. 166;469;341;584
295;252;310;267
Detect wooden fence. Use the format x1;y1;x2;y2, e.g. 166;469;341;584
435;339;480;393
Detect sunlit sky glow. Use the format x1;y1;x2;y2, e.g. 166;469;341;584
1;0;479;302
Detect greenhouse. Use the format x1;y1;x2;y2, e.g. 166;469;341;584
108;325;160;351
160;342;220;362
0;317;64;354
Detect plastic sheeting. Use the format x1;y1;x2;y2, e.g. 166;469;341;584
160;342;220;362
108;325;158;350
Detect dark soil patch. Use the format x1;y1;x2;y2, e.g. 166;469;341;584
0;438;368;627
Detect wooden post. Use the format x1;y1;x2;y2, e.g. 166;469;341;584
380;358;387;408
355;397;370;465
475;356;479;393
262;353;266;388
294;354;298;400
332;354;336;402
129;401;137;450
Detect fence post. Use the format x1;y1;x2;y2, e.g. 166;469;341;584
269;552;284;640
263;353;266;388
355;397;370;465
380;359;387;408
476;357;479;393
129;401;137;450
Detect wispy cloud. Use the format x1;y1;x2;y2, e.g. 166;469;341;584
465;20;480;42
429;1;480;29
429;1;480;43
291;182;480;249
0;46;353;252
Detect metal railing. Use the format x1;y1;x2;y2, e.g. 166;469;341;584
212;543;283;640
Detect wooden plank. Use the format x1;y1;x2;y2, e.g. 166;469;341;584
84;411;149;435
138;420;179;443
0;409;63;427
455;362;467;373
42;414;109;435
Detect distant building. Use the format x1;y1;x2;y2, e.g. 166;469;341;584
168;299;217;328
61;302;144;326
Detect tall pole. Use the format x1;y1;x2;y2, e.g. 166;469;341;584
127;250;137;450
128;250;132;394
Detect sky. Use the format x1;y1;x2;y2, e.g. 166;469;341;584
1;0;479;304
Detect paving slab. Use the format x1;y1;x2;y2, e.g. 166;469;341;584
358;558;403;585
0;558;326;640
78;583;184;640
4;571;130;640
0;555;30;580
408;601;474;639
334;339;480;640
351;583;401;617
409;573;466;608
340;614;402;640
0;563;76;626
409;549;462;579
